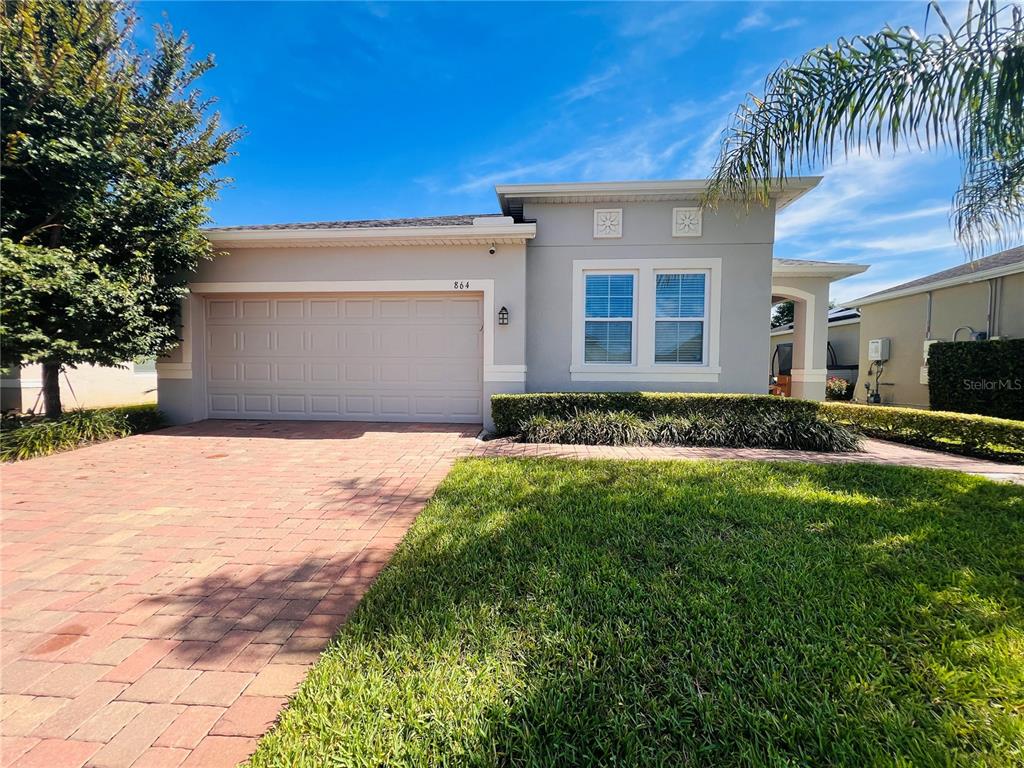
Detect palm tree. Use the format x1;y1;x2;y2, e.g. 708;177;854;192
706;1;1024;256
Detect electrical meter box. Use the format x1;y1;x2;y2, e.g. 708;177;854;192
868;338;891;362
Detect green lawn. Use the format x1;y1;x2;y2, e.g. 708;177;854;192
248;459;1024;767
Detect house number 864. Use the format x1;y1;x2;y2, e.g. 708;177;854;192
453;281;470;289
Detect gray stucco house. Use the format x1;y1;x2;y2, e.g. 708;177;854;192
158;179;867;431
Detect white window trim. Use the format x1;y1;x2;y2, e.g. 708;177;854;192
570;258;722;382
582;270;638;365
652;269;709;366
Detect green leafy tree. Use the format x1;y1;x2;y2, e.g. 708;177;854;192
707;1;1024;256
1;0;239;416
771;301;794;328
770;299;835;328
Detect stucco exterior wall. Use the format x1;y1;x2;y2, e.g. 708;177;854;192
853;272;1023;407
522;200;776;395
3;363;157;413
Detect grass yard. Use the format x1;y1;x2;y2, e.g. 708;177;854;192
248;459;1024;767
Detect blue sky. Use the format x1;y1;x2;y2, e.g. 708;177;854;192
137;1;978;304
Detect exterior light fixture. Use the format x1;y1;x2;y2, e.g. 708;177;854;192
498;306;509;326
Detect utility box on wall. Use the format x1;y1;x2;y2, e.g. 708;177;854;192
868;337;891;362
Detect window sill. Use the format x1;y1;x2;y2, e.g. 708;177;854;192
570;365;721;383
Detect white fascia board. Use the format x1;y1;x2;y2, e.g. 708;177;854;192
848;261;1024;307
496;176;822;212
771;262;870;280
205;222;536;248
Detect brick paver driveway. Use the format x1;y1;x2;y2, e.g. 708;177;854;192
1;421;479;768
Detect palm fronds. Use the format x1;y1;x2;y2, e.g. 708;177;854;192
706;1;1024;256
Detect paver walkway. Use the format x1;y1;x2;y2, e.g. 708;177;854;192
1;421;479;768
3;421;1020;768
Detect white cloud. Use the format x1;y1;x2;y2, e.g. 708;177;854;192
560;66;621;104
775;152;927;242
771;18;804;32
735;9;770;32
855;229;958;255
725;6;804;37
678;121;727;178
451;102;710;193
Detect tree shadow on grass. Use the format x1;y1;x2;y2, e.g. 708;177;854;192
243;458;1024;767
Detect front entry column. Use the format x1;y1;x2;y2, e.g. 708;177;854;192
773;277;831;401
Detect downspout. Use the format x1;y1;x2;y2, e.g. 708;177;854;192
924;291;933;340
986;279;995;337
991;277;1002;337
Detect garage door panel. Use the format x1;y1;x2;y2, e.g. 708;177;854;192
204;293;482;422
241;299;271;319
309;300;339;319
276;362;305;382
274;299;305;319
310;363;339;382
276;394;306;414
344;363;374;383
448;298;483;320
308;329;337;353
208;328;238;354
275;327;305;351
207;300;237;319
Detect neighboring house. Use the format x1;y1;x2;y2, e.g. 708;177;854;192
157;179;868;431
1;361;157;414
847;245;1024;407
770;306;860;384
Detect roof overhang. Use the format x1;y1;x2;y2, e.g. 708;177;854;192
496;177;823;219
771;260;869;280
848;259;1024;307
770;316;860;336
205;220;536;249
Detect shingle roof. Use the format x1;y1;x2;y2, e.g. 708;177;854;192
855;245;1024;302
211;214;492;232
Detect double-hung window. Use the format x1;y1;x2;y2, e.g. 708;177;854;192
654;272;706;364
584;273;635;363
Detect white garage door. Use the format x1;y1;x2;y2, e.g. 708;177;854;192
203;293;483;422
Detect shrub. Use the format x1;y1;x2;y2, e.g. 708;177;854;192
491;392;818;436
927;339;1024;419
825;376;854;401
493;392;1023;462
820;401;1024;462
517;409;860;452
0;404;164;461
520;411;654;446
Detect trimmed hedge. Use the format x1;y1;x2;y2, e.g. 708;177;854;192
0;404;164;461
519;409;861;452
928;339;1024;419
492;392;818;436
820;401;1024;462
492;392;1024;462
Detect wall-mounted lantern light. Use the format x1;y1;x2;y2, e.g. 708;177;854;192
498;306;509;326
